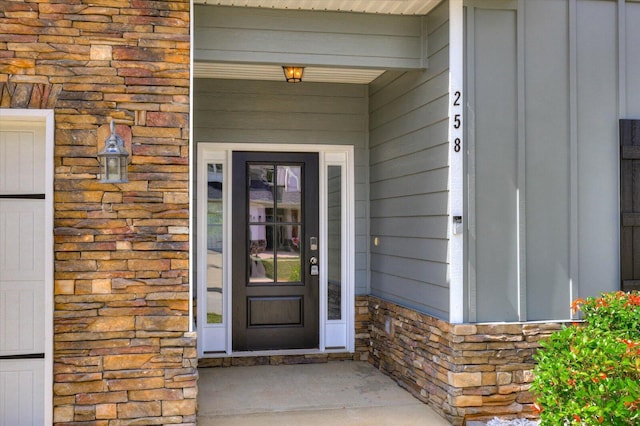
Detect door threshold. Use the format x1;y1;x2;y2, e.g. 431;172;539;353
202;348;349;358
198;350;357;367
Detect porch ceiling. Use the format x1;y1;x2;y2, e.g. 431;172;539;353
193;0;434;83
191;0;441;15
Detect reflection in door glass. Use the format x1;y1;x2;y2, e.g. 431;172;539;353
248;164;274;284
250;224;274;283
249;164;274;224
207;163;223;323
327;166;342;320
248;164;303;284
276;225;301;282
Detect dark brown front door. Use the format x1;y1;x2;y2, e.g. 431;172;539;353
620;119;640;292
232;152;319;351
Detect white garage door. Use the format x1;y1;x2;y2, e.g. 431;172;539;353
0;121;48;426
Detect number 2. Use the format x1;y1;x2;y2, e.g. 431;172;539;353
453;91;461;106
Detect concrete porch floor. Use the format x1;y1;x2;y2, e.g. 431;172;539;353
197;361;452;425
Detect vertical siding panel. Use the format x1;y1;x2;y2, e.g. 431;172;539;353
626;2;640;116
368;1;450;320
524;0;571;320
576;0;619;298
466;0;628;321
471;8;519;322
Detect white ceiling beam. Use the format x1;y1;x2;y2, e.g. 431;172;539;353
192;0;442;15
194;62;385;84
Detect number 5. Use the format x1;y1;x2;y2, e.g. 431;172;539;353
454;114;461;129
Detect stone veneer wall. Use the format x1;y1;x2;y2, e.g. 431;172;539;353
367;296;563;426
1;1;196;424
355;295;371;359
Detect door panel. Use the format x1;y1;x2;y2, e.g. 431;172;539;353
0;126;46;194
248;296;303;326
0;200;45;282
232;152;319;351
0;359;45;426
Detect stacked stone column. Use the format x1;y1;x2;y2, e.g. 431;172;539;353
1;1;196;424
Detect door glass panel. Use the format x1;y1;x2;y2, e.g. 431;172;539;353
327;165;342;320
276;225;301;282
276;166;301;213
248;164;274;284
207;163;223;323
248;164;304;285
249;164;274;223
250;224;274;283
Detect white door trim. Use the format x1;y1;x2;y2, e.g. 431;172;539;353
196;143;355;357
0;109;54;425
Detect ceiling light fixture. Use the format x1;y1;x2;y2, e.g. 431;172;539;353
282;66;304;83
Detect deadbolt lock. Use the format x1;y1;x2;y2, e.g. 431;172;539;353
309;256;319;276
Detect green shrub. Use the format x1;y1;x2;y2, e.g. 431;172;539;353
531;291;640;425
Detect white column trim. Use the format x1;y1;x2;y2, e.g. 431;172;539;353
449;0;465;324
568;0;580;316
516;0;527;321
189;0;195;332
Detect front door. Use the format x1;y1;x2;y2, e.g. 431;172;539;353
232;152;319;351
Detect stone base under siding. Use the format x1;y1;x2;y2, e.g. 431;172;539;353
366;296;563;425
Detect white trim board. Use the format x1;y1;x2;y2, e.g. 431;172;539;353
0;109;54;426
448;0;465;324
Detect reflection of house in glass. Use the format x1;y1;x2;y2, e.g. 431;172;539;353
249;165;302;283
207;163;223;323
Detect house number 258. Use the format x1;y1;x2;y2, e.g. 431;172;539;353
452;91;462;153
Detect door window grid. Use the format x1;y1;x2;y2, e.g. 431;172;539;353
248;164;303;285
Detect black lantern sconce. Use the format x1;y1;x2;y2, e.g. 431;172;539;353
98;119;129;183
282;66;304;83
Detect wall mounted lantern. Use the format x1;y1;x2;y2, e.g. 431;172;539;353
282;66;304;83
98;119;129;183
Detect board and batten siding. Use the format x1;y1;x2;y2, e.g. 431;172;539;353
193;78;370;294
627;1;640;117
368;0;450;320
466;0;638;322
194;5;426;70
